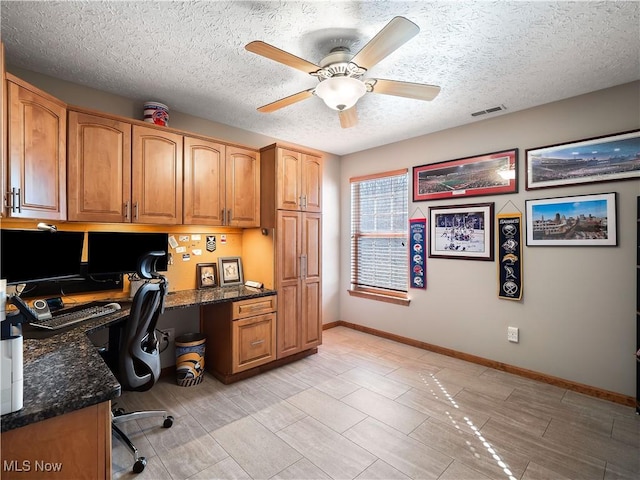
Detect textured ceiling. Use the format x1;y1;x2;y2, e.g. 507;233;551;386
1;1;638;156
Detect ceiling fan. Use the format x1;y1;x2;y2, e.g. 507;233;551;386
245;16;441;128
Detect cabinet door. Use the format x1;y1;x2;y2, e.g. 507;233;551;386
226;146;259;227
276;210;302;358
0;402;112;480
183;136;225;225
301;154;322;212
277;148;301;211
301;212;322;349
1;42;6;219
131;125;183;224
233;313;276;373
6;79;66;220
67;111;132;222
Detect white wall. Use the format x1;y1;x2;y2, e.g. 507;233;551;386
339;81;639;397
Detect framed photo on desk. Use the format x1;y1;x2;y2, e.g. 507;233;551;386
218;257;243;286
196;263;218;288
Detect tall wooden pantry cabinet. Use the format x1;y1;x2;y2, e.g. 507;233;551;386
260;144;323;359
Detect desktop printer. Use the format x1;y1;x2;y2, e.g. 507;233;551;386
1;280;24;415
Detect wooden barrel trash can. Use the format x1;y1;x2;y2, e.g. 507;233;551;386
175;333;205;387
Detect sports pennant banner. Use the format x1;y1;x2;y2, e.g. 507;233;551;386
409;218;427;289
497;213;523;300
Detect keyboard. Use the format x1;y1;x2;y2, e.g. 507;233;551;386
30;302;122;330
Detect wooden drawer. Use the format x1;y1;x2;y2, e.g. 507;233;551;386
232;295;277;320
232;313;276;373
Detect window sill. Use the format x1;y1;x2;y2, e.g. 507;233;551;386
347;289;410;306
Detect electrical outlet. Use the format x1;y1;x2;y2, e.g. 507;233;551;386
160;327;175;343
507;326;519;343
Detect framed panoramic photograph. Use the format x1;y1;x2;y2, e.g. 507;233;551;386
428;202;495;260
218;256;244;286
413;149;518;202
525;192;617;246
525;129;640;190
196;263;218;288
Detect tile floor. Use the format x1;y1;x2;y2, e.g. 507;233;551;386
112;326;639;480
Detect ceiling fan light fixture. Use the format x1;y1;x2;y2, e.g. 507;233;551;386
315;76;366;111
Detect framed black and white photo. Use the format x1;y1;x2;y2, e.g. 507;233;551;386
196;263;218;288
428;203;495;260
525;129;640;190
525;192;617;246
218;257;244;286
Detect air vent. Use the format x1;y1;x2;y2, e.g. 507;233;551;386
471;105;507;117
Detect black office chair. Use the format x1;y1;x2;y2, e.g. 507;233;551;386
110;251;174;474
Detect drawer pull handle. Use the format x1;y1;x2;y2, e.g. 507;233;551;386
250;339;265;346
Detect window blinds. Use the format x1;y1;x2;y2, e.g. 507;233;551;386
350;170;408;293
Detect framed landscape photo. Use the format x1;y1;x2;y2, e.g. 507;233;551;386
413;149;518;202
525;192;617;246
428;202;495;260
196;263;218;288
525;129;640;190
218;256;244;286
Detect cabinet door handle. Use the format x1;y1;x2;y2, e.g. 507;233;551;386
250;339;265;346
302;195;307;209
300;255;307;279
124;201;130;221
222;209;226;225
228;209;232;225
14;188;21;213
133;202;139;220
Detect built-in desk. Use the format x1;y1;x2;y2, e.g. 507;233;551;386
0;286;275;479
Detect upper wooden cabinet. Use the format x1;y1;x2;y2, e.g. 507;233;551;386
183;136;225;225
183;138;260;227
67;111;132;222
5;75;67;220
225;146;260;227
132;125;183;224
68;110;259;226
68;113;183;224
4;74;260;227
260;144;322;227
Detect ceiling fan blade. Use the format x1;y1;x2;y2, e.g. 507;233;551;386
257;89;315;113
246;41;321;74
369;78;441;101
351;16;420;71
339;106;358;128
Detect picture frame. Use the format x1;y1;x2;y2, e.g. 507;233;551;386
525;192;617;246
196;263;218;288
428;202;495;260
413;149;518;202
525;129;640;190
218;256;244;286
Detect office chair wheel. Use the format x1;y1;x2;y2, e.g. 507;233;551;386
113;407;126;416
163;416;174;428
133;457;146;474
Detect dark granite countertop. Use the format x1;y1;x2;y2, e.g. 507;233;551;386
1;286;276;433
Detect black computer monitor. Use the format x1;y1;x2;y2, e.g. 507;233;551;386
87;232;169;275
0;229;85;285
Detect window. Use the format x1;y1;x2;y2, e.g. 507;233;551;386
349;168;409;305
